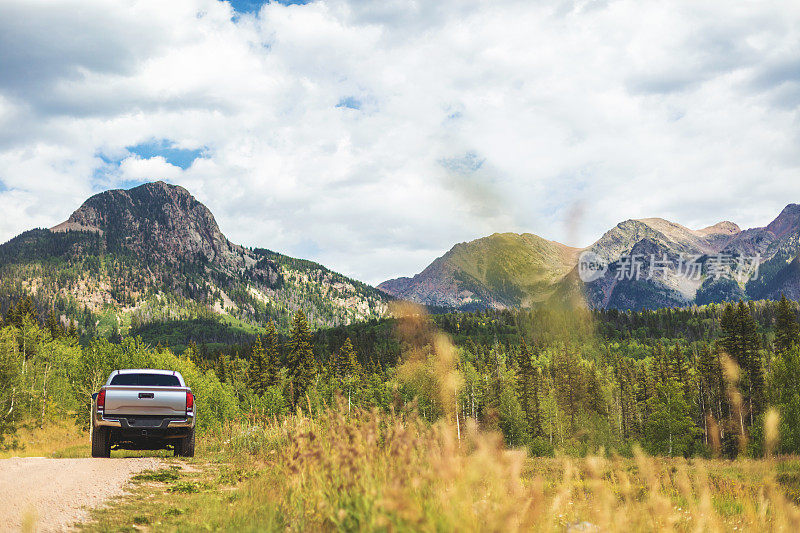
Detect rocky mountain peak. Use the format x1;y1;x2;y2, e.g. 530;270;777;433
380;202;800;312
766;204;800;238
1;180;388;331
697;221;741;235
52;181;241;266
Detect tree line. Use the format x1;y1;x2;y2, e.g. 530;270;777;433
3;291;800;458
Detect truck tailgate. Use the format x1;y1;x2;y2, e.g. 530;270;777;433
103;385;189;416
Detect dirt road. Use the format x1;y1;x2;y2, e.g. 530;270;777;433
0;456;163;532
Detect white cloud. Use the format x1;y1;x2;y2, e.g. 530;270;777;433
0;0;799;284
118;156;184;182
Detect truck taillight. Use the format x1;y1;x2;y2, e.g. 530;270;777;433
97;389;106;409
186;391;194;412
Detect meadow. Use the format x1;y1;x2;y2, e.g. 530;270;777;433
55;405;797;532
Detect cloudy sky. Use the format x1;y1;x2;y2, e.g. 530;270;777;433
1;0;799;285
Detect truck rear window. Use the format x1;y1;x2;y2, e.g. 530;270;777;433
110;374;181;387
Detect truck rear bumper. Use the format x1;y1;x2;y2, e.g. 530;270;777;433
94;413;194;429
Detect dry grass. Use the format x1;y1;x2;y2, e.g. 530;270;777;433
0;419;174;459
70;403;800;532
0;420;89;459
152;404;800;532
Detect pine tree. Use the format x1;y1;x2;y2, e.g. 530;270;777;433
584;364;607;416
552;347;583;431
332;339;347;379
287;310;316;406
184;341;202;367
191;341;204;366
669;345;688;386
339;338;361;378
331;338;360;381
216;352;232;383
719;301;763;429
45;308;62;339
670;344;694;402
248;336;268;395
6;295;37;327
263;321;280;387
719;303;738;356
653;342;671;384
617;358;639;439
775;294;800;355
638;359;661;426
696;344;724;446
736;302;760;364
736;301;763;427
515;341;541;439
335;337;362;411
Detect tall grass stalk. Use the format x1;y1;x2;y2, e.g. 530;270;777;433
190;402;800;532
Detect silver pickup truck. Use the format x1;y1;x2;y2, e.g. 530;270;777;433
91;369;196;458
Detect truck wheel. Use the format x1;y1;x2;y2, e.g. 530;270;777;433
175;428;195;458
91;426;111;458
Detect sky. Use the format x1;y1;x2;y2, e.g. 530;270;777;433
0;0;799;285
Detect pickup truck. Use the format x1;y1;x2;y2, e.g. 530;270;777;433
91;369;195;458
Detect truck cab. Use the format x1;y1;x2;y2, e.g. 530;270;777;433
91;369;196;458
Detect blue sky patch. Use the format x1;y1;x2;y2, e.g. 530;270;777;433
226;0;311;14
127;140;206;170
439;151;485;174
336;96;362;110
116;179;152;189
294;238;322;260
0;180;7;193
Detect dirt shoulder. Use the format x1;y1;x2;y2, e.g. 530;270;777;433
0;456;163;532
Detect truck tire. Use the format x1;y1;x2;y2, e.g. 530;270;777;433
175;428;195;458
91;426;111;458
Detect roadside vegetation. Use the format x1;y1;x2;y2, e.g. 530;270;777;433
4;293;800;530
76;406;800;532
0;419;88;459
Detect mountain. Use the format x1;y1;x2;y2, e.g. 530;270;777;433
51;181;243;269
578;217;743;309
0;181;388;337
734;204;800;300
381;205;800;311
722;204;800;258
587;218;741;264
378;232;580;310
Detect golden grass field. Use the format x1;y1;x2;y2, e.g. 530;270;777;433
15;406;783;532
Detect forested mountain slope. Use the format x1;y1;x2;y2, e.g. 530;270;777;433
0;181;388;336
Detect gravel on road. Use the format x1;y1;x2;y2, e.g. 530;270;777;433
0;456;164;532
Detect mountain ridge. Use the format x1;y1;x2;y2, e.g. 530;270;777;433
5;181;800;324
380;206;800;311
379;232;580;310
0;181;388;336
